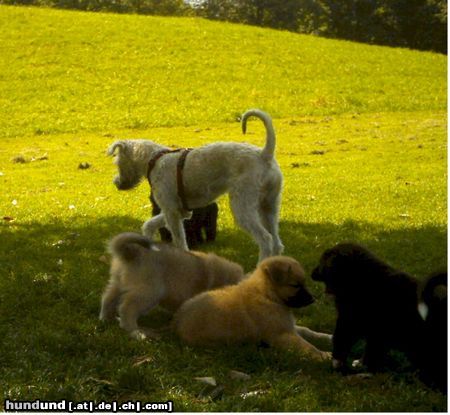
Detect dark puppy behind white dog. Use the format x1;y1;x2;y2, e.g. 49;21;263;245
100;232;245;339
150;191;218;248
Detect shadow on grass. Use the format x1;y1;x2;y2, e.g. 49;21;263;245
0;215;446;324
280;219;447;274
1;215;446;275
0;216;447;409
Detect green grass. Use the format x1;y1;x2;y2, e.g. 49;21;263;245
0;5;446;138
0;4;447;412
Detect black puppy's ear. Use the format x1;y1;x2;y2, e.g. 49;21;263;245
311;266;322;281
433;285;448;301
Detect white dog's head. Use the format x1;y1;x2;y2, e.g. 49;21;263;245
107;139;164;190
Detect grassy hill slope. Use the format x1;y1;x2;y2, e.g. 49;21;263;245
0;5;446;138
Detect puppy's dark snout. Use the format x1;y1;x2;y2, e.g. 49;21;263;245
311;267;320;281
303;290;315;306
285;288;315;308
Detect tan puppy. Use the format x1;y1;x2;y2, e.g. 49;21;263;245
100;232;245;339
174;256;331;360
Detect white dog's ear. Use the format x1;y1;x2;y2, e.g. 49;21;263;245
107;140;127;156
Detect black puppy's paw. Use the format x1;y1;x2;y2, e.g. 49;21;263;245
332;358;346;371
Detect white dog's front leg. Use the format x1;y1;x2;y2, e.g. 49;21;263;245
142;213;166;239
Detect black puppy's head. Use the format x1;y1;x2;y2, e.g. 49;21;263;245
311;243;376;296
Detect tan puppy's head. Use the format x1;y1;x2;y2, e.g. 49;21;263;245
260;256;315;308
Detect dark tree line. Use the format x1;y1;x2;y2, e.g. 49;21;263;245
0;0;188;15
197;0;447;53
1;0;446;53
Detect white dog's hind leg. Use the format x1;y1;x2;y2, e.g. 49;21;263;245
260;194;284;256
142;213;166;239
229;194;273;262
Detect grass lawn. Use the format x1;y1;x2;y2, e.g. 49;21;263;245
0;5;445;137
0;4;447;412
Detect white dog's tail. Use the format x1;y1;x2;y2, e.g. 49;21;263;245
241;109;276;161
109;232;152;262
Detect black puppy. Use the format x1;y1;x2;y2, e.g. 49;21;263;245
311;242;425;373
419;271;447;393
150;192;218;248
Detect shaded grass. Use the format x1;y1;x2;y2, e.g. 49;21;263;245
0;111;446;411
0;5;446;138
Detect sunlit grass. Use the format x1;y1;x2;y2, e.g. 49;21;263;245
0;5;446;138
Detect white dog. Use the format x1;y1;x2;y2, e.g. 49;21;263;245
108;109;284;262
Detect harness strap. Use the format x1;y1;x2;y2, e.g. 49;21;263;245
147;148;182;184
147;147;193;212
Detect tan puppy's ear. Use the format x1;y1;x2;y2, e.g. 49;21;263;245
263;266;271;278
264;263;288;285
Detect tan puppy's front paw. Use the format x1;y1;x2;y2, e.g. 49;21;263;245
319;351;332;361
307;350;332;361
130;328;161;341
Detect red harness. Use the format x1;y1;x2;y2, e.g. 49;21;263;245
147;148;192;212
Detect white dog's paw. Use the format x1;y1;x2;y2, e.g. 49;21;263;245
319;351;332;361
